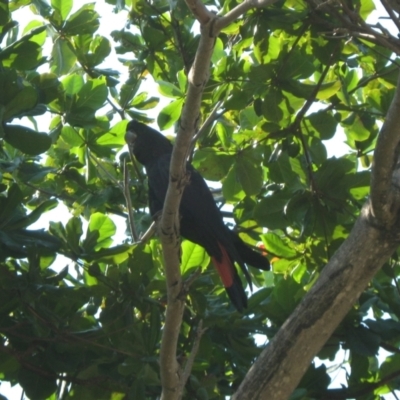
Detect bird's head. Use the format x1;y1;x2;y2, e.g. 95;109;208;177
125;120;173;166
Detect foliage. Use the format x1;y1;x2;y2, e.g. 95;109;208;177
0;0;399;399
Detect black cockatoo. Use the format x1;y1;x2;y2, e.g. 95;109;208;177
125;120;270;311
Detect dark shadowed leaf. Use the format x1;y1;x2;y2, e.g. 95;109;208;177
3;125;51;155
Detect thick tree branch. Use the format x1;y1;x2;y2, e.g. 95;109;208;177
370;73;400;227
233;200;400;400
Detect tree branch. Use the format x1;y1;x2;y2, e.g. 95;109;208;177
233;200;400;399
184;0;214;24
178;320;207;396
370;73;400;227
123;159;139;242
159;12;218;400
214;0;277;32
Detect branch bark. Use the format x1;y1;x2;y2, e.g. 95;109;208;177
370;73;400;226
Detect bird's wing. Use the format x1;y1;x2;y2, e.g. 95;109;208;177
145;156;170;216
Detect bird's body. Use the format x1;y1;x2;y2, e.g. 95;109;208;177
126;120;269;311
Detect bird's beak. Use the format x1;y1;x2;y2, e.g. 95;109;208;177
125;130;137;147
125;130;137;163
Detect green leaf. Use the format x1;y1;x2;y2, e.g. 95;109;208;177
83;212;116;251
236;152;263;196
346;326;380;357
96;120;128;147
63;4;100;36
3;85;38;121
3;124;51;155
181;240;210;274
262;88;283;122
0;27;45;70
74;78;108;111
307;111;337;140
285;191;313;233
66;217;83;255
51;37;77;76
51;0;72;20
343;112;371;141
379;354;400;380
18;368;57;400
360;0;375;19
157;80;183;98
62;73;84;95
254;191;290;230
240;106;262;129
177;69;187;93
131;92;159;110
87;35;111;67
192;148;233;181
261;232;297;258
92;244;133;264
281;80;340;100
8;199;58;230
142;25;165;48
211;37;225;64
280;49;315;80
61;125;84;147
0;1;10;26
143;305;161;353
120;81;140;106
225;88;249;111
157;98;184;129
222;165;245;202
0;184;23;224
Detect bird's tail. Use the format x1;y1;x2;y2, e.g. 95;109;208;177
233;233;270;271
211;243;247;312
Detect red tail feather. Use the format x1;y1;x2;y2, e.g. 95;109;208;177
211;243;234;289
211;242;247;311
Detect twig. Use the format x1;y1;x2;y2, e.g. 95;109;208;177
89;152;139;242
88;152;122;190
138;220;157;244
191;100;223;146
292;44;339;130
380;0;400;34
188;100;224;161
183;268;202;289
215;0;277;32
178;320;207;396
322;368;400;399
123;159;139;242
